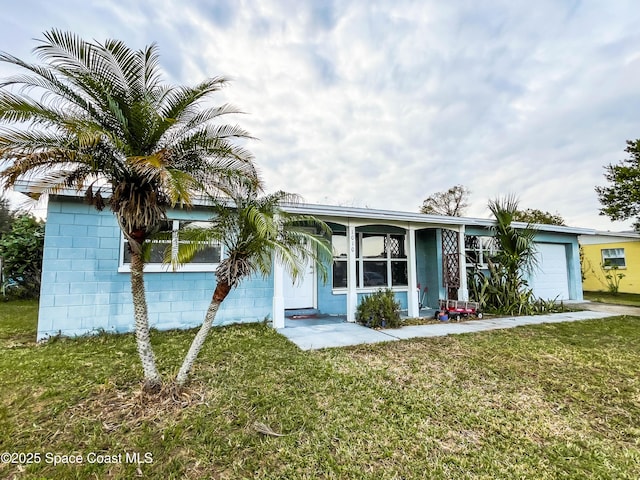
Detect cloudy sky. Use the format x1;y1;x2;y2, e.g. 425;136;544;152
1;0;639;230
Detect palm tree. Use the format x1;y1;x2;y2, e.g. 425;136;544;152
170;184;331;387
0;30;259;391
488;195;538;279
468;195;539;315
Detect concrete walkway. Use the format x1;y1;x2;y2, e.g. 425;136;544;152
277;309;620;351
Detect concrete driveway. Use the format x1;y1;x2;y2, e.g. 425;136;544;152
277;308;620;351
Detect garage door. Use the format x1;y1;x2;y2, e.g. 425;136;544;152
530;243;570;300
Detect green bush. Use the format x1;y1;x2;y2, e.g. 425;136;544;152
468;262;567;316
0;215;44;299
356;289;401;328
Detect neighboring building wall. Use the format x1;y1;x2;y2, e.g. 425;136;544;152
38;196;272;341
581;239;640;294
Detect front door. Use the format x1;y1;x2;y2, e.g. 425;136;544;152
283;263;315;309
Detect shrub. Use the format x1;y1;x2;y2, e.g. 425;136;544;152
356;289;401;328
0;214;44;298
468;262;567;316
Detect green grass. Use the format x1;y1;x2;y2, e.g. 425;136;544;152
584;290;640;306
1;300;639;479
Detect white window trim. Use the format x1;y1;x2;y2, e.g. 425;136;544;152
118;220;222;273
465;235;498;269
601;248;626;269
332;232;409;291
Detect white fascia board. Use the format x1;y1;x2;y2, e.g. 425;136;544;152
14;179;596;235
281;203;470;227
13;179;223;207
446;215;596;236
579;231;640;244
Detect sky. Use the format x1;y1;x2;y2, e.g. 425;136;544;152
1;0;639;230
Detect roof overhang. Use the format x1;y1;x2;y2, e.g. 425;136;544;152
14;179;596;235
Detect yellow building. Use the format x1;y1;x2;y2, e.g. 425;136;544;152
579;232;640;294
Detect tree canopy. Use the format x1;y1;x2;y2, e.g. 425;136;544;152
512;208;565;226
0;30;259;391
170;182;332;386
596;139;640;231
0;214;44;296
420;184;470;216
0;194;14;236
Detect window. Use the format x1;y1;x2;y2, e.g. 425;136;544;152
120;220;221;272
332;231;348;288
601;248;625;268
465;235;499;268
331;231;408;289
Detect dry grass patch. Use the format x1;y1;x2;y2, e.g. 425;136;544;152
1;301;639;479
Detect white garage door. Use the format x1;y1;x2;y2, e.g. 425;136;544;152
530;243;570;300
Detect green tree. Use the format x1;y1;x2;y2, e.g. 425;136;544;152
0;194;14;236
512;208;565;226
0;214;44;296
170;184;331;387
596;139;640;230
420;184;470;216
0;30;258;391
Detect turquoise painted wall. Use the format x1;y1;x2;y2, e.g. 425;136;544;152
416;229;442;308
37;197;273;341
464;226;584;301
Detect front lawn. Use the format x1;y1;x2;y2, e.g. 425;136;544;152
584;290;640;307
1;300;639;479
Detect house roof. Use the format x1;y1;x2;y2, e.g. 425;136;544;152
579;230;640;245
14;179;595;236
282;202;595;235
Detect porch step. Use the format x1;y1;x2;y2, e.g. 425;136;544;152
285;308;320;319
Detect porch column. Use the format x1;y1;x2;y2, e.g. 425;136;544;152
272;255;285;328
407;226;420;317
347;223;357;322
457;225;469;301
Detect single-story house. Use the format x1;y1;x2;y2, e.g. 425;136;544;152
23;185;593;341
579;231;640;294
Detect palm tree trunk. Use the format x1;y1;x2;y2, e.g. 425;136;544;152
130;250;162;391
175;281;231;387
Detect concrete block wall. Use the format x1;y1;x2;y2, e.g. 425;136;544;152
316;266;347;315
38;196;272;340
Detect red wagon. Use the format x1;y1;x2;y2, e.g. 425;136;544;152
435;299;483;321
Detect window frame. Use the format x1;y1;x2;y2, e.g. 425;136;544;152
601;248;626;269
331;231;408;291
465;235;499;269
118;219;222;273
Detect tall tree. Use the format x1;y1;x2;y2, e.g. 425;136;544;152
596;139;640;231
420;184;470;216
0;30;258;391
170;183;331;387
0;194;14;236
512;208;565;226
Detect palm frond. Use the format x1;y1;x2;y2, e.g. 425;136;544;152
159;77;230;120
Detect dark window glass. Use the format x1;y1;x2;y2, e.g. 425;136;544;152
391;261;408;286
191;245;221;263
333;260;347;288
363;261;387;286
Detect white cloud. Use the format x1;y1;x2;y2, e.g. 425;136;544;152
1;0;639;230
